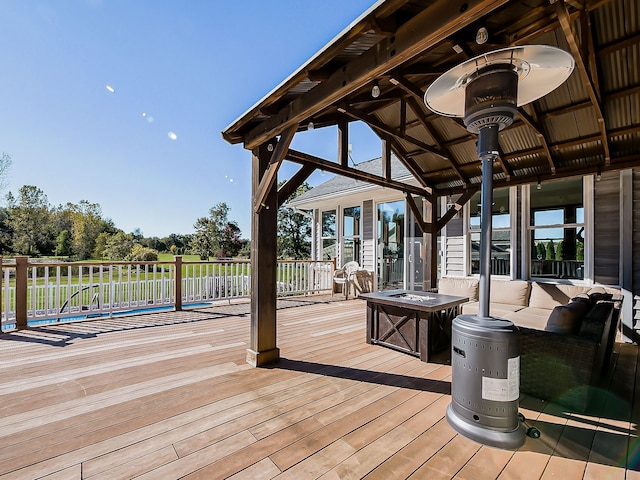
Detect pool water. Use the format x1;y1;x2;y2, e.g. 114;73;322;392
1;302;215;330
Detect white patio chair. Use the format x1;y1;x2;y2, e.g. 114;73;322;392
332;261;360;299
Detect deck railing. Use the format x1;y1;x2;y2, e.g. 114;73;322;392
0;256;334;330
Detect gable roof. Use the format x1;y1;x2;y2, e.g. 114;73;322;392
288;155;412;206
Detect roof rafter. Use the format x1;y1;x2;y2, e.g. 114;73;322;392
495;151;515;182
555;0;611;165
598;31;640;57
285;148;432;200
583;9;601;103
518;108;557;174
404;95;470;186
375;132;434;192
388;75;473;184
436;153;640;197
338;104;449;159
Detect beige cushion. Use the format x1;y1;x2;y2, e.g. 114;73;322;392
528;282;590;309
438;277;479;302
490;279;530;307
502;307;553;330
461;302;524;317
587;286;607;295
587;286;614;303
545;300;590;334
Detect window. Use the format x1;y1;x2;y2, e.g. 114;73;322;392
321;210;336;260
342;206;361;264
528;178;584;280
469;187;511;276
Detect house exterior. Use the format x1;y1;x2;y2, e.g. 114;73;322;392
289;155;637;342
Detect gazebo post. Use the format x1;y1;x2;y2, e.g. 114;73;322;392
247;142;279;367
424;197;438;291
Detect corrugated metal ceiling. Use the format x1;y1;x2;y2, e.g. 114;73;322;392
222;0;640;197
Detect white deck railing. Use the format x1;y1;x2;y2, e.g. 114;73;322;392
0;257;334;330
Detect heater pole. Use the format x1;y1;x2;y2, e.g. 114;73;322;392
477;124;499;319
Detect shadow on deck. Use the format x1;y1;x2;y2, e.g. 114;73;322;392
0;295;638;479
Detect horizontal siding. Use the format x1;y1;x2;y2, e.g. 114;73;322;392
362;200;375;272
594;172;619;286
446;236;465;276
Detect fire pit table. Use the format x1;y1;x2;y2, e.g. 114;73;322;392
361;289;468;363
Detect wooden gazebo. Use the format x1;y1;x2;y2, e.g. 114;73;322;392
222;0;640;366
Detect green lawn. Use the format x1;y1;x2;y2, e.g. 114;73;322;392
157;253;202;262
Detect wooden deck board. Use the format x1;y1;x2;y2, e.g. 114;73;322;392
0;296;637;479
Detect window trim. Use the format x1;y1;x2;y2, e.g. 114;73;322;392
376;198;406;290
465;186;517;279
522;176;593;284
320;208;338;262
341;204;362;265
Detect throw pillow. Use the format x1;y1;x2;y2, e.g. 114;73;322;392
545;299;590;334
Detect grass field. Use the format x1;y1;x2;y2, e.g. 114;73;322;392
157;253;202;262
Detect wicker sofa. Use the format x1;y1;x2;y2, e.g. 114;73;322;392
437;277;622;411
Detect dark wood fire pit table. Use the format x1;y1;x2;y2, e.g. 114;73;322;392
360;289;469;364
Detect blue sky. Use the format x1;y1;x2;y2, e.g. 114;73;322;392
0;0;382;239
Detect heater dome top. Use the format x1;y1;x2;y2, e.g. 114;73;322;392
424;45;575;118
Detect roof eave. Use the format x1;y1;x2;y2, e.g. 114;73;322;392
221;0;387;145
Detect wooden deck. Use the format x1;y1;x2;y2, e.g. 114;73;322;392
1;296;638;479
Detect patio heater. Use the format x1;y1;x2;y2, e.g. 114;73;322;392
424;45;574;449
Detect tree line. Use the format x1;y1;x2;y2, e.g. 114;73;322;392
0;180;313;262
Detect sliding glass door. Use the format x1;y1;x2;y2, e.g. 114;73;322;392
377;200;404;290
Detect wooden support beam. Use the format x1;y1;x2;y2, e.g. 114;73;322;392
277;164;315;208
507;5;582;46
583;10;601;103
286;148;431;200
248;143;279;367
382;138;392;181
423;116;640;179
598;31;640;57
389;75;425;102
368;14;398;35
405;95;470;186
495;152;514;182
404;192;429;233
423;196;438;290
518;108;557;174
339;105;449;159
254;125;297;213
606;84;640;102
555;0;611;165
435;154;640;196
436;188;478;232
541;99;592;118
373;130;434;192
338;119;349;168
242;0;509;149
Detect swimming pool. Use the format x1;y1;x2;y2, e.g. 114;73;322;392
2;302;217;330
